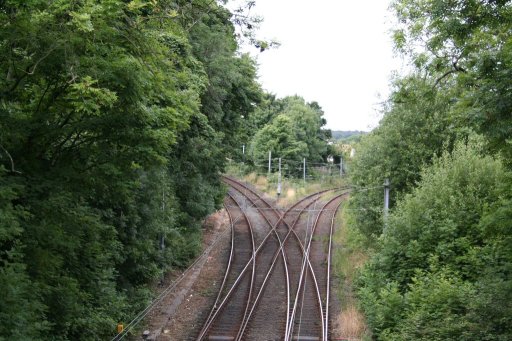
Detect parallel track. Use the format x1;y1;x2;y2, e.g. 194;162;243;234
197;180;290;340
224;177;347;341
288;194;345;341
196;193;256;339
197;177;347;340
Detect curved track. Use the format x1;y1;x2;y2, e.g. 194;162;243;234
197;177;347;340
196;193;256;339
287;194;345;341
197;181;291;340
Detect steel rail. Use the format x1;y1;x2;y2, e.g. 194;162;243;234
196;182;292;340
223;177;346;340
224;183;291;341
209;178;335;340
203;177;347;340
287;194;345;341
195;192;255;339
324;200;344;341
235;195;325;341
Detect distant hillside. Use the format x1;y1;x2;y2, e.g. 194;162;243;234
331;130;367;142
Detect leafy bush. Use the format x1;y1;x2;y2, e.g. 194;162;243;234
356;137;512;340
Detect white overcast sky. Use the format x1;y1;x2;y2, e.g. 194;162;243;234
228;0;404;131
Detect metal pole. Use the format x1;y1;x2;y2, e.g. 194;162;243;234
268;151;272;174
277;157;282;197
340;156;343;176
303;158;306;183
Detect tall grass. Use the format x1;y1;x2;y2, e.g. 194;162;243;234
334;305;368;340
331;204;372;340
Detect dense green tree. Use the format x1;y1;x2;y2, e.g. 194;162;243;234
357;138;512;340
0;167;48;339
349;1;512;339
283;97;329;162
250;114;308;164
0;0;264;338
248;95;329;173
187;6;262;157
0;0;205;337
392;0;512;160
248;93;283;132
349;75;464;240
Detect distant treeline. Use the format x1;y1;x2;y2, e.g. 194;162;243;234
331;130;367;142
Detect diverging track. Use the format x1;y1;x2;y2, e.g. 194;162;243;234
196;177;348;341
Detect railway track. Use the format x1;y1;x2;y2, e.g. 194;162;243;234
197;177;347;341
224;178;348;341
197;179;291;341
287;194;345;341
196;193;256;339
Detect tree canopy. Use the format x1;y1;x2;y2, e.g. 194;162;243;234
349;1;512;339
0;0;265;339
357;139;512;340
248;95;330;172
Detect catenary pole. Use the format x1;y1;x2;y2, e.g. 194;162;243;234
303;158;306;183
277;157;282;198
268;151;272;174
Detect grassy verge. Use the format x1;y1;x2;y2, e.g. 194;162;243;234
331;202;372;340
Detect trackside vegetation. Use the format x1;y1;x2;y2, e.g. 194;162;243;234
0;1;269;339
349;1;512;340
0;0;336;339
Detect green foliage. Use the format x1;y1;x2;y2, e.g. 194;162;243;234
356;139;512;340
379;269;477;341
331;130;366;143
391;0;512;160
349;75;464;240
188;8;262;158
0;0;264;339
251;114;308;163
248;95;329;173
0;167;48;339
351;2;512;339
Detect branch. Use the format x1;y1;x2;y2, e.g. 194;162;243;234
35;79;55;114
452;60;465;72
22;45;57;76
433;69;459;88
0;144;22;174
433;54;466;88
4;45;57;95
5;67;28;95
